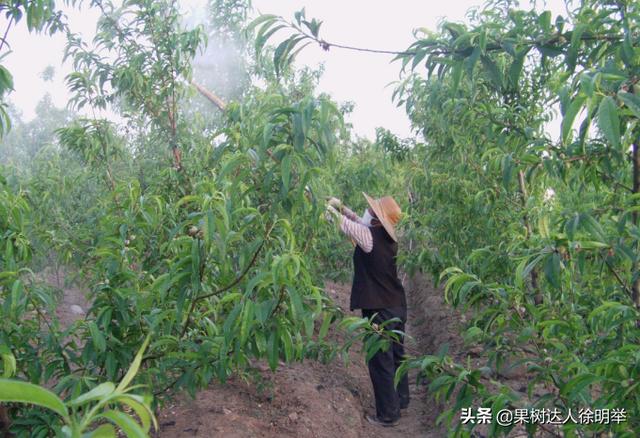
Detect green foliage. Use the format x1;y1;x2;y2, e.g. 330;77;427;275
252;0;640;435
247;8;323;78
0;0;71;137
0;337;156;437
389;0;640;435
1;0;347;434
374;127;412;162
5;0;640;436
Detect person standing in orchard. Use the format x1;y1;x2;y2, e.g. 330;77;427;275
325;193;409;427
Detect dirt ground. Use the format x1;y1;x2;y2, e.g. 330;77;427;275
154;276;464;438
35;265;90;327
45;265;546;437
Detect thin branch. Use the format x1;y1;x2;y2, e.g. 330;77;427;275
179;222;276;337
193;235;267;302
595;169;633;192
0;16;13;53
28;295;73;372
602;256;633;299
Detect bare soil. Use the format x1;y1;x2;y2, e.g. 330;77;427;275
155;276;462;438
48;267;90;327
46;266;546;437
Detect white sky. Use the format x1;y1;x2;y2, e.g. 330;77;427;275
2;0;565;140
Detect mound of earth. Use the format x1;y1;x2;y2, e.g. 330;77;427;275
155;277;463;438
42;264;543;437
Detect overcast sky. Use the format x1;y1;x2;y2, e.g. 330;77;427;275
2;0;565;140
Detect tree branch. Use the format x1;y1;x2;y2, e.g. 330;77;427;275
0;16;13;53
179;222;276;337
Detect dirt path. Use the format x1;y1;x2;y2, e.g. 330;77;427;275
156;277;463;437
38;265;90;328
43;263;470;437
405;274;468;437
42;261;555;437
45;265;549;437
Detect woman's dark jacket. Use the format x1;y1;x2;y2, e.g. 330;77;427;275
350;225;406;311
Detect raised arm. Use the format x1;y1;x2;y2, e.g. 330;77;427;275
326;201;373;253
328;197;362;223
339;215;373;253
340;205;362;223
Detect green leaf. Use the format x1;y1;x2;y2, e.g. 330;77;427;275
89;321;107;353
288;287;303;321
99;410;146;438
515;258;527;290
0;345;16;378
544;252;561;289
116;334;151;392
621;32;635;67
451;61;463;94
69;382;115;406
274;36;303;77
281;154;291;192
538;10;551;31
560;374;601;400
318;312;332;340
86;424;117;438
581;214;605;241
480;56;502;89
538;215;550;239
579;73;595;97
240;301;254;345
597;96;620;149
501;154;514;189
411;49;428;71
0;378;68;420
223;302;242;342
279;325;293;362
577;241;609;249
246;14;279;33
508;49;528;90
292;113;305;151
190;238;201;294
522;253;545;282
561;95;586;144
463;326;483;344
0;66;14;95
267;330;279;371
255;24;286;58
619;91;640;119
464;46;481;76
205;209;215;245
566;24;585;71
114;394;156;432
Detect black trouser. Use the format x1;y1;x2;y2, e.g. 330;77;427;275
361;306;410;422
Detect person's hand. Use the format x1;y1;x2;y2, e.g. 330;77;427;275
327;197;342;209
324;205;341;223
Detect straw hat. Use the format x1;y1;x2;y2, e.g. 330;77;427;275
363;192;401;242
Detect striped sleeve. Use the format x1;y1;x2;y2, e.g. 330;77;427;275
340;205;362;223
339;216;373;253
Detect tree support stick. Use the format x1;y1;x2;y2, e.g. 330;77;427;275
192;80;226;111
